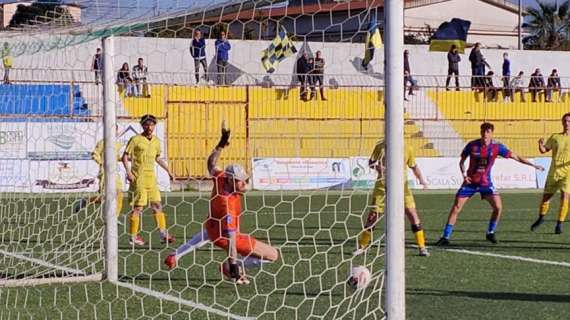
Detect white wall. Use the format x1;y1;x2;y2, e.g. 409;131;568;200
2;36;570;86
406;0;520;48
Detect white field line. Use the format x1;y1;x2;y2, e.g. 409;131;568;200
441;248;570;268
113;280;255;320
0;248;87;275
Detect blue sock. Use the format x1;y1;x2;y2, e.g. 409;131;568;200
487;219;498;234
443;224;454;239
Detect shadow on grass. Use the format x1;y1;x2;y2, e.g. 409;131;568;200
408;288;570;303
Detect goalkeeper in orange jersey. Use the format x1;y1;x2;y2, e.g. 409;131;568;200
531;113;570;234
166;122;279;285
354;140;430;257
74;125;124;216
123;114;175;246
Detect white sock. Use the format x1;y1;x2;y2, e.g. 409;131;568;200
175;229;209;259
241;256;271;269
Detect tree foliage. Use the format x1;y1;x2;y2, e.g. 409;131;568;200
523;0;570;50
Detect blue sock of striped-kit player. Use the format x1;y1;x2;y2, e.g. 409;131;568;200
443;223;454;239
487;219;498;234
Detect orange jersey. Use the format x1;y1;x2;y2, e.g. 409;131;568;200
207;169;242;234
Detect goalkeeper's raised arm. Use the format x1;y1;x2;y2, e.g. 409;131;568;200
207;121;231;175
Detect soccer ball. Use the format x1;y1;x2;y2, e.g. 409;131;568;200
347;266;371;290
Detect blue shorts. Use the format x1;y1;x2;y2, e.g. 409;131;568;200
456;184;498;198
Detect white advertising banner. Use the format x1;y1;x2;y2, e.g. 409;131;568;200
30;160;99;193
27;122;100;160
350;156;377;189
0;122;26;159
252;158;351;190
408;158;537;189
0;160;30;192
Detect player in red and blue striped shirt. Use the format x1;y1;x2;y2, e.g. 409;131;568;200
436;122;543;245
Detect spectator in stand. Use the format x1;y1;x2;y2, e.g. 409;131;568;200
404;50;416;100
132;58;149;97
501;52;511;101
529;68;545;102
92;48;102;85
2;42;12;84
483;71;498;102
546;69;561;103
117;62;133;97
296;52;310;101
469;43;490;90
190;30;208;84
509;71;526;103
307;57;316;100
311;50;326;100
215;31;231;85
445;44;461;91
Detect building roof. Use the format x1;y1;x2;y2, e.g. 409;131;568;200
202;0;521;23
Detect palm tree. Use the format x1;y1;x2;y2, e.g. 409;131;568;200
523;0;570;49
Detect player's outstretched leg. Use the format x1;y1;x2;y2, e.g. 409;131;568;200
436;196;469;246
484;195;502;244
222;236;279;285
164;229;209;269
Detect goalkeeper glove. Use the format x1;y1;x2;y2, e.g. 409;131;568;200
217;127;231;149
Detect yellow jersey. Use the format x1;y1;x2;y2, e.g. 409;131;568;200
370;140;416;182
124;135;161;177
92;139;123;173
545;133;570;179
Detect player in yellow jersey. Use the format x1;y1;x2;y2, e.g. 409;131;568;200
74;125;123;216
354;140;430;257
531;112;570;234
123;114;175;246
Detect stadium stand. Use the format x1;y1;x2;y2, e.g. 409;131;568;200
119;85;437;176
0;84;89;120
428;90;567;157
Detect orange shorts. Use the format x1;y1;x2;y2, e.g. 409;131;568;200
205;225;257;257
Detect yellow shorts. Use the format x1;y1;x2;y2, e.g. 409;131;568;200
544;175;570;195
371;180;416;213
130;175;161;207
98;174;123;194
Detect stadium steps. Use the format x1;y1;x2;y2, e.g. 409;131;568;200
427;90;566;157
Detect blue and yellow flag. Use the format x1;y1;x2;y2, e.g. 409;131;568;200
261;26;297;73
429;18;471;53
362;12;382;70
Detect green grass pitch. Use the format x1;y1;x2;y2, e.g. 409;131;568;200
1;190;569;319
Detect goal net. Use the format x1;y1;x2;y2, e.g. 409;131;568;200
0;1;389;319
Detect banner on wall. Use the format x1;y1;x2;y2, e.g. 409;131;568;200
27;122;100;160
252;158;351;190
30;160;98;193
0;122;26;159
534;157;552;189
0;160;30;192
350;156;417;189
407;158;537;189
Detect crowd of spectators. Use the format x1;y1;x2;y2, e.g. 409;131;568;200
439;42;565;103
